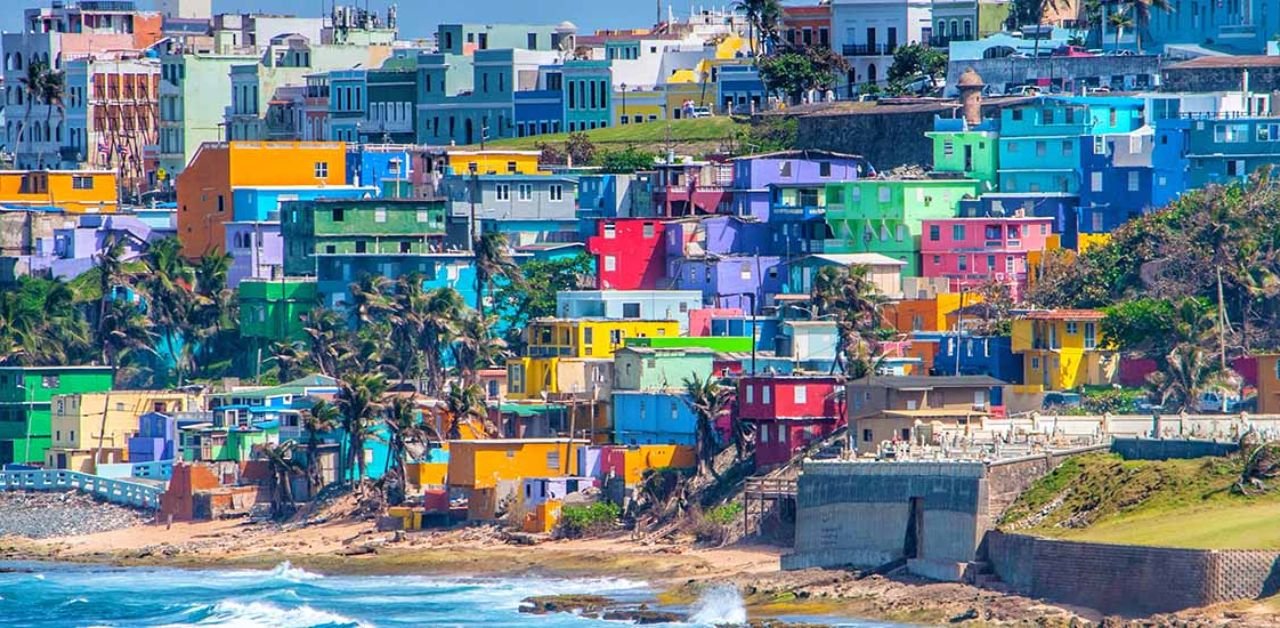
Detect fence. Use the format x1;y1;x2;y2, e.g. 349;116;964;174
0;469;163;509
95;460;175;481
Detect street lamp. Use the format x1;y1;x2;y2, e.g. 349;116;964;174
620;82;628;123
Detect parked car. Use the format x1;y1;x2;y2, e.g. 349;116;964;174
1052;45;1095;57
1197;391;1245;413
689;106;713;119
1084;86;1112;95
1106;49;1137;56
1042;392;1083;410
1008;85;1041;97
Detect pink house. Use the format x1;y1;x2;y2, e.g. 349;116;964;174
919;217;1054;300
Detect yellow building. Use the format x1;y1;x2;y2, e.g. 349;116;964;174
507;319;678;400
0;170;119;213
1012;310;1115;392
447;438;587;489
606;444;696;485
44;391;204;472
614;89;666;126
444;149;542;176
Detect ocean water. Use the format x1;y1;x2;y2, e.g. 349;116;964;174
0;561;898;627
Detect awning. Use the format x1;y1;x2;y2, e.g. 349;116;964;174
499;403;565;417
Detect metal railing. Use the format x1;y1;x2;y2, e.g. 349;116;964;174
0;469;163;509
842;43;895;56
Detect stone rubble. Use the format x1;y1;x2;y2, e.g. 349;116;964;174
0;490;151;539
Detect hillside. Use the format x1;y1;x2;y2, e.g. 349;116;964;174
999;452;1280;550
475;116;745;153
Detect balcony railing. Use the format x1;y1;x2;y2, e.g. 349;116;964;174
842;43;895;56
771;204;827;220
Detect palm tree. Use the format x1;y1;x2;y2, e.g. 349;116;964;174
139;237;195;384
1121;0;1172;53
1146;343;1238;413
812;264;886;377
39;67;65;169
260;440;304;518
382;395;433;506
350;274;396;328
301;400;341;497
1009;0;1069;58
0;277;92;366
444;382;489;440
421;288;466;395
336;372;388;484
268;341;313;384
683;373;734;477
473;232;522;319
94;234;131;359
451;310;506;383
16;59;49;161
734;0;782;55
302;307;351;378
1108;8;1134;50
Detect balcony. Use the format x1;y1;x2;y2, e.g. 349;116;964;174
770;204;827;220
842;43;895;56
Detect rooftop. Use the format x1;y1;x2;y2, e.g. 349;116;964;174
1021;309;1106;321
1167;55;1280;70
850;375;1007;389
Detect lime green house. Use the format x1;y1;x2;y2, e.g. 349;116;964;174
238;278;319;345
624;336;754;353
0;366;113;465
822;178;980;276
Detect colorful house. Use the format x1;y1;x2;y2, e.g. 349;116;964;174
781;253;905;299
1078;128;1156;234
447;438;587;519
730;150;873;220
0;170;120;213
919;216;1054;300
996;96;1145;196
442;149;542;176
556;290;703;334
587;218;669;290
648;160;734;217
237;278;319;346
175;141;347;258
1011;309;1114;392
624;336;755;353
738;375;845;468
0;366;113;465
882;293;982;332
1185;114;1280;190
44;391;204;472
507;319;678;400
127;412;198;463
823;178;980;276
929;333;1024;384
927;117;999;191
614;347;716;391
611;392;697;446
667;255;784;313
849;375;1006;454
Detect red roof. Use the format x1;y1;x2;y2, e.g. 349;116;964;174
1023;309;1106;321
783;6;831;17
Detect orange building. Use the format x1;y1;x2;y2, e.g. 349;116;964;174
883;293;982;333
175;141;347;257
0;170;119;213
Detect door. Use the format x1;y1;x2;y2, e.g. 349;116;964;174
963;145;973;171
904;497;924;559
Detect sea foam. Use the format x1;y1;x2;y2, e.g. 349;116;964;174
168;600;369;628
688;583;748;626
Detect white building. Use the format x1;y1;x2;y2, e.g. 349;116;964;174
831;0;934;90
159;0;212;20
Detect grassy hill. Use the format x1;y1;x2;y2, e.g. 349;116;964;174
1000;452;1280;550
475;116;745;152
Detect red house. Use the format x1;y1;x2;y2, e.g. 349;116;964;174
738;375;845;468
587;218;669;289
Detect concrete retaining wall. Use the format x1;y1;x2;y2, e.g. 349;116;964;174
1111;438;1240;461
985;532;1280;616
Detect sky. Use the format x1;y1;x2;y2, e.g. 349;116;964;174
0;0;696;38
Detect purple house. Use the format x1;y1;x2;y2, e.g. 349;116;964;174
51;214;166;279
226;222;284;287
730;150;874;220
127;412;178;463
665;216;777;259
667;255;784;313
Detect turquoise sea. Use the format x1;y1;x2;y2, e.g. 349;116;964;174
0;561;899;627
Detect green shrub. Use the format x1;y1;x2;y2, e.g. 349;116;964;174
558;501;621;538
704;502;744;525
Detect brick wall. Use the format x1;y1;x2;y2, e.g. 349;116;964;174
1162;66;1280;93
986;532;1280;615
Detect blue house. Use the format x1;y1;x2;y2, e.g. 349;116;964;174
316;252;479;318
1078;130;1155;234
716;63;767;115
612;391;696;446
329;69;368;143
514;89;564;138
1185;115;1280;190
128;412;196;463
710;316;780;353
347;145;415;195
576;173;651;236
731;149;872;220
928;332;1023;385
997;96;1145;196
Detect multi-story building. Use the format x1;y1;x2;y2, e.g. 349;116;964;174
831;0;933;88
2;1;165;170
739;375;845;467
281;198;449;276
175;140;347;258
781;4;833;48
823;178;980;275
648;160;734;217
556;290;704;334
359;59;418;144
238;278;319;346
919;216;1054;299
438;170;579;248
158;50;258;179
506;319;677;400
417;48;562;145
848;374;1005;453
928;0;1010;46
730;150;873;220
60;54;161;194
0;170;120;213
435;23;573;55
1185;113;1280;189
44;390;203;472
0;365;113;465
996;96;1146;196
1078;129;1156;234
1011;309;1113;392
587;217;670;290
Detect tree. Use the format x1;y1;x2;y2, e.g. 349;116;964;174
735;0;783;54
813;264;886;378
16;59;50;160
1146;343;1238;413
565;131;596;166
757;47;849;104
683;373;734;477
492;252;593;352
259;440;304;518
1007;0;1069;58
1122;0;1171;53
452;310;506;382
382;395;427;506
302;307;352;379
39;67;65;169
1108;7;1134;50
139;237;195;384
0;277;92;366
599;147;656;174
888;44;948;89
444;382;490;440
301;400;341;497
473;232;522;319
336;372;388;484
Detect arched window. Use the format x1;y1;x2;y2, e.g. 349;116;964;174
13;52;22;70
963;19;973;39
868;64;878;84
950;20;959;37
55;122;62;142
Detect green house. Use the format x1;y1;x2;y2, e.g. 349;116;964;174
823;178;980;276
613;347;717;392
282;199;449;276
0;366;113;465
238;278;319;345
180;427;275;463
624;336;754;353
926;129;999;192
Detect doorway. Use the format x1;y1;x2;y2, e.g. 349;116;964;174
904;497;924;559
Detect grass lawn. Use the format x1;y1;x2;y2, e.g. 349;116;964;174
476;116;744;150
1002;452;1280;550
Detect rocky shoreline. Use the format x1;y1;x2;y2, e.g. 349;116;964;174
0;491;151;539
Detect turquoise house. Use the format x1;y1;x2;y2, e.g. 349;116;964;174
997;96;1146;195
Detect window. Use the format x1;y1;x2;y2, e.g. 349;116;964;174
374;208;387;223
1043;108;1054;124
416;210;429;223
958;255;967;271
984;225;1001;240
603;255;617;272
71;175;93;189
1065;321;1078;335
862;429;873;442
762;386;771;404
1035;141;1046;157
1127;171;1140;192
643;223;655;238
332;208;345;222
761;425;770;443
1227;160;1247;177
42;375;60;388
400;241;412;253
877;186;890;203
1258;123;1280;142
943;141;954;157
355;241;367;253
1062;140;1073;155
314;162;329;178
1084;322;1097;349
517;184;532;200
929;225;940;241
819;162;831;177
794;385;807;404
746;385;754;404
1011;109;1023;121
1215;123;1249;143
622;303;641;318
952;225;965;241
549;184;563;201
495;184;510;200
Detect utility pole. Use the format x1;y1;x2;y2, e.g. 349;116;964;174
1216;266;1228;371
